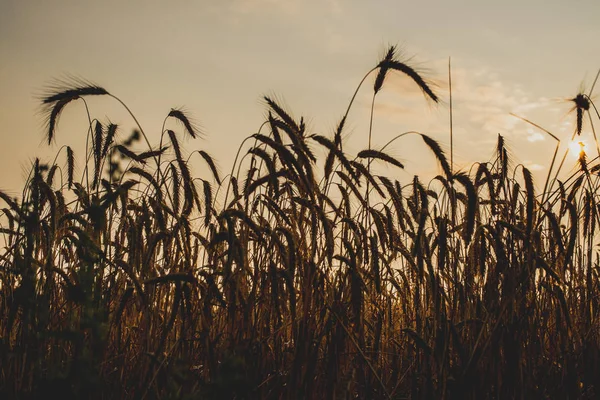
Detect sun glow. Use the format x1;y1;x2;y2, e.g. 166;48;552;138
569;140;587;158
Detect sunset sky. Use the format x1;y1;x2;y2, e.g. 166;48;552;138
1;0;600;195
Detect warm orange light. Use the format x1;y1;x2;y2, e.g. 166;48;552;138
569;140;586;158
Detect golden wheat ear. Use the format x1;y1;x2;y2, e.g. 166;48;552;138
263;96;300;134
374;45;397;94
357;149;404;169
570;93;590;136
66;146;75;189
386;59;439;103
420;134;451;178
168;108;202;139
40;78;109;144
373;45;439;103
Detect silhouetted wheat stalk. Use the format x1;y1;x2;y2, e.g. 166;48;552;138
1;46;600;400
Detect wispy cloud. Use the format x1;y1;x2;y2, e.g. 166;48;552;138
523;161;545;171
358;59;575;180
526;130;545;142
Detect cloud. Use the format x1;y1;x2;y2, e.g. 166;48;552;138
526;130;545;142
357;58;577;183
373;60;560;142
558;120;573;133
523;161;545;171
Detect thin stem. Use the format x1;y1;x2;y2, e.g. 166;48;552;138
448;57;454;174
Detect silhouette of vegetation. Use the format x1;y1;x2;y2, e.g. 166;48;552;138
1;46;600;399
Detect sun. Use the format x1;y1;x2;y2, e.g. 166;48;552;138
569;140;587;158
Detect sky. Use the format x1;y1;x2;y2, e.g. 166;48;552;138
1;0;600;196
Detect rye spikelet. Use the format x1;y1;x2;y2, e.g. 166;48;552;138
374;46;396;94
420;134;451;178
41;78;109;144
66;146;75;189
357;149;404;169
168;108;202;139
102;123;118;158
386;59;439;103
264;96;300;134
571;93;590;136
115;145;144;164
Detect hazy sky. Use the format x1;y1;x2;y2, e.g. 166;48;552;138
1;0;600;195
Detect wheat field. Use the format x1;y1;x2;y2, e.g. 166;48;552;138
1;46;599;399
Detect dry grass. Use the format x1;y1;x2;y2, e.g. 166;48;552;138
1;47;600;399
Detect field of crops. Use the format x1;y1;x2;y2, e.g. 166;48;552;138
1;46;599;399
